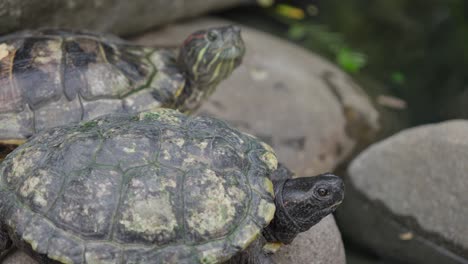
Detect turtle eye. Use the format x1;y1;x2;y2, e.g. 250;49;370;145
317;188;329;197
207;31;218;42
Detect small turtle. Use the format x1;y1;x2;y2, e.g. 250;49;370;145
0;26;245;157
0;109;344;264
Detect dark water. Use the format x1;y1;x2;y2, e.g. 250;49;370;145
219;0;468;132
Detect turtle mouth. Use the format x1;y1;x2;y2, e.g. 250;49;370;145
219;45;245;60
329;200;343;211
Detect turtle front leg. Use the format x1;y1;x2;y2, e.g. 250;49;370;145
225;239;276;264
0;225;13;261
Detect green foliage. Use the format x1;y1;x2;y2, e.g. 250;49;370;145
286;23;367;73
337;48;367;73
391;71;406;85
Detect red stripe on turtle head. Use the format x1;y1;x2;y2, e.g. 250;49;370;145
183;33;206;46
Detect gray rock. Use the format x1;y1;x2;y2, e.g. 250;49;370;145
0;0;251;35
337;120;468;264
272;215;346;264
134;17;379;177
3;250;35;264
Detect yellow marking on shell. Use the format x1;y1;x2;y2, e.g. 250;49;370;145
98;42;110;64
261;151;278;172
182;156;197;166
260;142;275;154
119;195;178;237
264;178;275;197
23;232;39;251
164;178;177;189
161;149;172;160
173;138;185;147
258;199;276;223
197;141;209;149
263;242;283;254
231;222;260;250
186;169;238;235
0;139;26;145
18;170;50;208
8;149;43;182
48;249;74;264
228;185;246;201
33;40;62;64
192;44;209;81
198;241;229;264
123;146;136;153
0;43;14;60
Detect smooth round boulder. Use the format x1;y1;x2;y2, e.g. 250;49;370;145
0;0;251;35
134;17;379;177
337;120;468;263
272;215;346;264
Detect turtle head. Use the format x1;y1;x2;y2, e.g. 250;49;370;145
282;173;344;227
178;25;245;87
264;173;344;244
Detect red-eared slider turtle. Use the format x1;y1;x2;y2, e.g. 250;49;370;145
0;109;344;264
0;26;245;158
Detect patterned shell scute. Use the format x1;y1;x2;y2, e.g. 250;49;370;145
0;29;185;142
0;109;278;263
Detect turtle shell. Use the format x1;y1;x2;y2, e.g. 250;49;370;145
0;29;185;144
0;109;277;263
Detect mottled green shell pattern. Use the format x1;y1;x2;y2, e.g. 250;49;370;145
0;109;277;263
0;29;184;142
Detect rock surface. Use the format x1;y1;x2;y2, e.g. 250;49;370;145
272;215;346;264
134;17;379;177
0;0;251;35
337;120;468;264
2;251;35;264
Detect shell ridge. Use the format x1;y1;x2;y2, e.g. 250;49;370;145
43;165;71;216
108;168;132;241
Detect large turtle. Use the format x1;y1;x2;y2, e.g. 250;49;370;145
0;109;344;264
0;26;245;158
